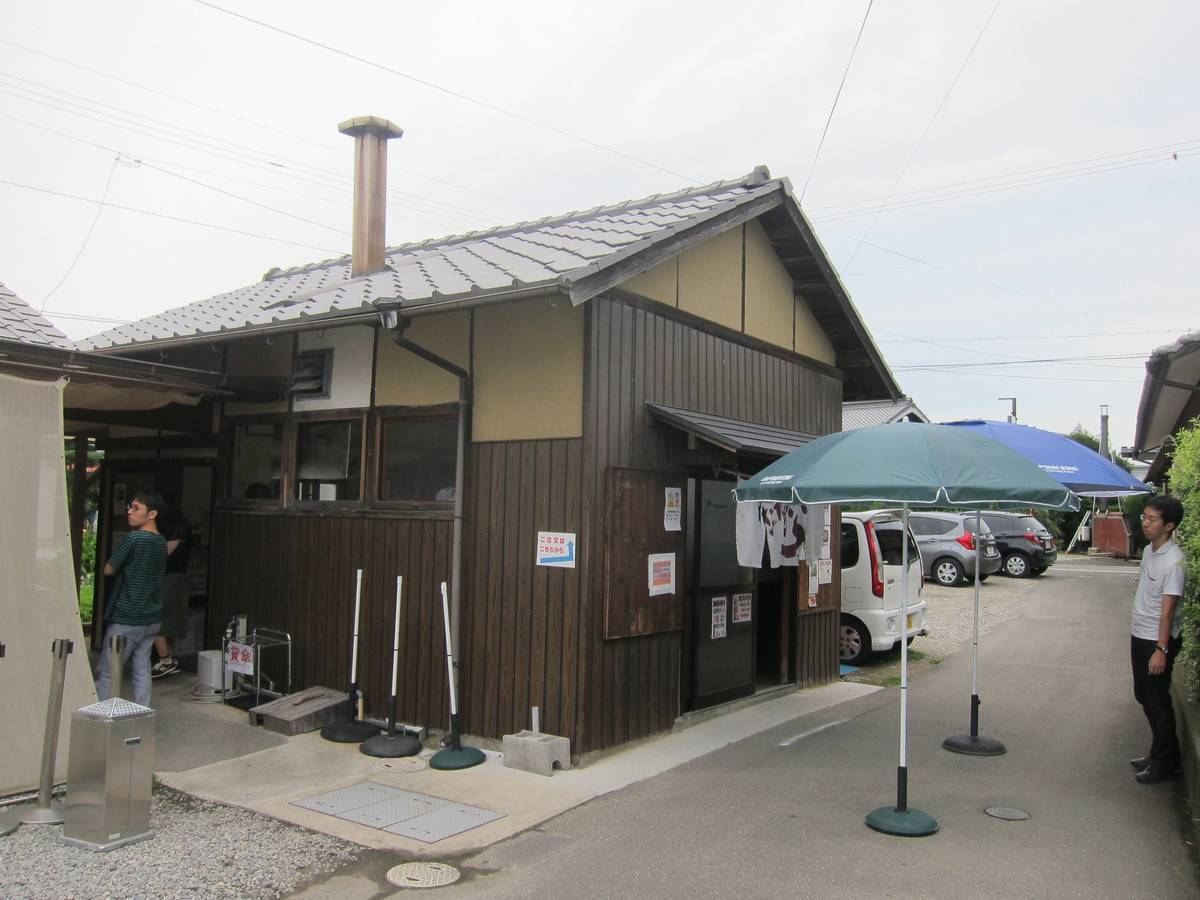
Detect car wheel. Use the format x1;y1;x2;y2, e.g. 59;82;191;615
978;574;990;582
933;557;964;586
839;616;871;666
1031;566;1048;575
1003;552;1031;578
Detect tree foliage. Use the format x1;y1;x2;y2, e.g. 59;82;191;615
1169;422;1200;697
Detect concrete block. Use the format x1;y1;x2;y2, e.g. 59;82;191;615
502;731;571;776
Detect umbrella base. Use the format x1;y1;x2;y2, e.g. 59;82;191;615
865;805;939;837
943;733;1006;756
429;746;486;770
17;803;66;825
360;732;423;758
321;720;381;743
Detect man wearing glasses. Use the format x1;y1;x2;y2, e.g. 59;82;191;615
1129;496;1187;783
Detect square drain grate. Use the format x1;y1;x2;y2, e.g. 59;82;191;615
294;782;504;843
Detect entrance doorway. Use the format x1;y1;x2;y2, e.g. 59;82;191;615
682;478;792;711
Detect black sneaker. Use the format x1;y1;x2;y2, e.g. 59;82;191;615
151;659;180;679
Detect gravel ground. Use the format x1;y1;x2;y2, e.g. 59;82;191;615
0;786;361;900
841;571;1038;685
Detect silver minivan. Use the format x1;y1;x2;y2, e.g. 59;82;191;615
902;511;1003;587
840;510;927;665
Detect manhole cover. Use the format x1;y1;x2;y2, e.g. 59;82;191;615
985;806;1030;821
386;862;461;888
375;756;428;773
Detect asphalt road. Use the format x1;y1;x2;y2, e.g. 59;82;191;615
415;557;1199;899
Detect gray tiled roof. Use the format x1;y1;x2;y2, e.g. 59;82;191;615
0;282;75;349
80;168;785;351
842;397;928;431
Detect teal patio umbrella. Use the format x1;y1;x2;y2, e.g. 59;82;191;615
734;421;1078;836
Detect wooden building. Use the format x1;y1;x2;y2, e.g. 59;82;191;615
80;130;901;754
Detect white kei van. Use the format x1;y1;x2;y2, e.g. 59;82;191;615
839;510;927;665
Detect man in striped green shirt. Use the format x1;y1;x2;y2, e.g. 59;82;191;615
94;491;168;707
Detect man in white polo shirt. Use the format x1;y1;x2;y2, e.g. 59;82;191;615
1129;495;1187;783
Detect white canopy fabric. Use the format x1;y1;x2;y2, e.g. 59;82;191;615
0;372;97;795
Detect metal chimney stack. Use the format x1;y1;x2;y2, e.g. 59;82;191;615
338;116;404;277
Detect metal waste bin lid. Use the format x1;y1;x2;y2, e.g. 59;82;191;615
75;697;154;720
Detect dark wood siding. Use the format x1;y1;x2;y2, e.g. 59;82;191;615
575;294;844;752
209;512;453;730
459;438;586;746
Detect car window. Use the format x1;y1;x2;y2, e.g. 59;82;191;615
1015;516;1045;532
911;516;954;536
840;523;859;569
875;524;919;566
982;515;1009;533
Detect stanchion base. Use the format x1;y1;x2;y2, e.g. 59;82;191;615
360;733;423;758
19;803;66;825
865;805;939;837
321;720;381;743
0;809;21;836
429;747;486;770
943;733;1007;756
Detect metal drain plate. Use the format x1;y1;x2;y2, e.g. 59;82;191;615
985;806;1031;820
375;756;428;773
386;862;461;888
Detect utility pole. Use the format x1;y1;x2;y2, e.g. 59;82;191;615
1099;405;1110;512
999;397;1017;423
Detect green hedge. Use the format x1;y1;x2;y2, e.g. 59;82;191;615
1171;423;1200;698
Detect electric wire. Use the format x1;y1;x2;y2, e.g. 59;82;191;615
40;155;122;311
799;0;874;204
190;0;702;185
841;0;1002;271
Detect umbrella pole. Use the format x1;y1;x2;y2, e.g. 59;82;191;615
943;513;1006;756
866;505;938;837
321;570;381;743
430;581;485;770
360;576;421;758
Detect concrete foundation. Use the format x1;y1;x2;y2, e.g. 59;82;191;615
501;731;571;776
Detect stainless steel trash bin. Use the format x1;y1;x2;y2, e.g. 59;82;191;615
60;697;156;851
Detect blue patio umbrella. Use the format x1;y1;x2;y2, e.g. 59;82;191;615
734;421;1077;836
938;420;1148;756
939;420;1150;498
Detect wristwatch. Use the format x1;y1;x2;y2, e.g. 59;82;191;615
1155;645;1169;655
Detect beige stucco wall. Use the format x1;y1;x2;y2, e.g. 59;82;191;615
374;313;469;407
472;297;584;441
622;222;837;366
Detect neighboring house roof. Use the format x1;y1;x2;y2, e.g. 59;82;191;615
0;281;74;350
1133;330;1200;482
80;167;900;401
842;397;929;431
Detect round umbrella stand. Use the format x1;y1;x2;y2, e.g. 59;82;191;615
943;733;1006;756
321;718;380;743
361;729;422;758
865;804;939;837
429;745;486;770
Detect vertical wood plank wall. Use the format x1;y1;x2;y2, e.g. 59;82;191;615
209;513;453;730
577;295;843;752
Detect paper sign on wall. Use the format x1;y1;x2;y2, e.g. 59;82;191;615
732;592;752;623
817;558;833;584
648;553;676;595
664;487;682;532
711;596;728;639
537;532;577;568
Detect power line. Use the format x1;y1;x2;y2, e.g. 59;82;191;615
0;177;343;254
190;0;702;185
800;0;875;204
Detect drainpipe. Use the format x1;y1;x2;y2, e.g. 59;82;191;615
381;310;470;699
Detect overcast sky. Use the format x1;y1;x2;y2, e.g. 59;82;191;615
3;0;1196;450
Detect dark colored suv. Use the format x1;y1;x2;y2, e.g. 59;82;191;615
980;512;1057;577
